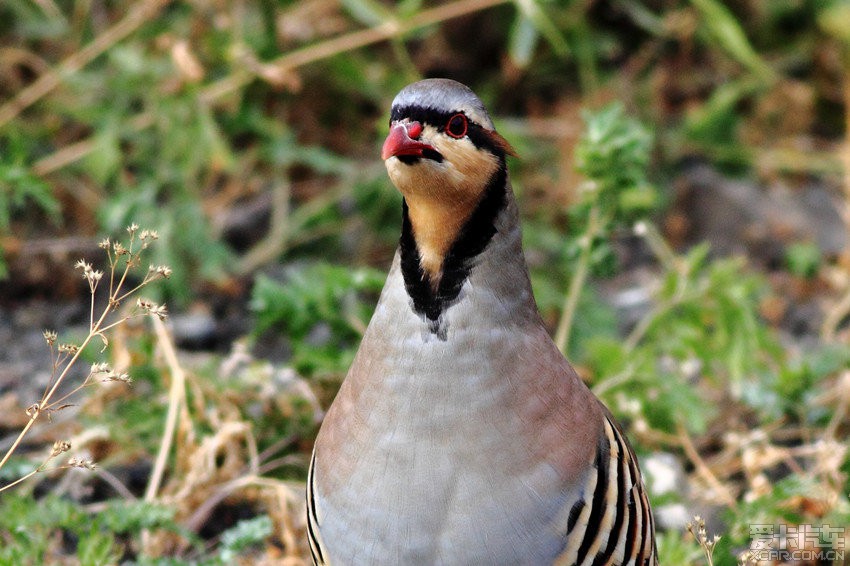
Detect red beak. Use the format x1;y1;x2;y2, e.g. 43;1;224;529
381;121;434;160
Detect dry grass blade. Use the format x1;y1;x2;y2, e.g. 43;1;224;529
28;0;511;177
0;0;171;129
145;316;187;502
200;0;511;103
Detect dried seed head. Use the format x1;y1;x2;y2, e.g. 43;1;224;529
149;264;172;278
86;269;104;285
102;370;132;384
67;457;97;470
137;298;168;320
58;343;79;354
51;440;72;457
90;362;111;374
98;238;110;249
43;330;57;345
150;304;168;320
113;242;128;256
127;223;139;235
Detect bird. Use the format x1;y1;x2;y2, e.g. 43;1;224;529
306;78;657;565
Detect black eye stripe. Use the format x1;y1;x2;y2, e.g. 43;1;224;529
389;105;474;131
389;105;506;158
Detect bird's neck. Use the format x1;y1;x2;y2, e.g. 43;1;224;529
397;166;536;332
403;192;480;284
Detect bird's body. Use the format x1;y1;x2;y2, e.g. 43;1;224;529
307;79;657;565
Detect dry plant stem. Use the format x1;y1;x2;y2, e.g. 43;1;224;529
823;53;850;341
32;0;64;20
843;49;850;207
235;179;291;275
592;365;637;397
0;247;148;475
823;370;850;440
200;0;512;104
94;466;136;499
30;0;510;176
625;222;687;350
822;285;850;341
0;331;94;472
185;475;302;533
33;113;155;177
0;0;171;129
144;316;187;502
554;203;601;354
0;466;43;493
677;422;737;508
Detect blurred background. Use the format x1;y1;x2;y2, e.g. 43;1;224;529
1;0;850;564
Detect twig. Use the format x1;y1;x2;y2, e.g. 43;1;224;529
31;0;65;21
823;371;850;441
235;179;291;275
625;221;688;350
199;0;512;104
29;0;511;175
823;51;850;341
0;0;171;129
554;203;600;353
32;113;155;177
144;316;186;502
0;335;94;472
185;475;303;533
94;465;137;500
821;283;850;342
843;49;850;207
0;228;167;491
676;422;737;508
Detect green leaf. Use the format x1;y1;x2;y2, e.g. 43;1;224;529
340;0;394;27
575;103;656;224
77;529;119;566
84;125;122;186
684;77;764;148
508;15;540;68
818;2;850;45
0;133;60;232
217;515;273;563
689;0;777;82
250;263;385;375
785;242;822;278
511;0;570;57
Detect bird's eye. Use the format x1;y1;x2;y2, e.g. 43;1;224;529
445;114;468;138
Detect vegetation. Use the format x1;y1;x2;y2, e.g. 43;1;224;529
2;0;850;564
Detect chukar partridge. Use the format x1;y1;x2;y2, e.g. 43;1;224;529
307;78;657;565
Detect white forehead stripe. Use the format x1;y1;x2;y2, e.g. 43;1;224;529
391;78;495;130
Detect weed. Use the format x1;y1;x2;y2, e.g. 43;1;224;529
0;224;170;492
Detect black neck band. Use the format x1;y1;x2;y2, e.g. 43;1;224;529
399;163;508;325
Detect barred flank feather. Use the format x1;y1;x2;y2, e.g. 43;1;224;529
306;450;327;565
556;416;657;566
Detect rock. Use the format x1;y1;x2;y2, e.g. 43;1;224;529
170;306;218;350
673;164;847;266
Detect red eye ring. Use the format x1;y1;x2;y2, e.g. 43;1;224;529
445;113;468;139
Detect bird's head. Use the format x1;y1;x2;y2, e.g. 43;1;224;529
382;78;515;203
382;79;515;282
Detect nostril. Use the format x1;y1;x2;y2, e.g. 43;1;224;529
406;121;423;139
